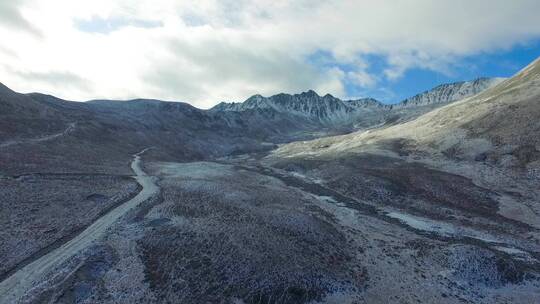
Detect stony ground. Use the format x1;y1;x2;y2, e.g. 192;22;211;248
9;158;539;304
2;56;539;304
0;174;140;280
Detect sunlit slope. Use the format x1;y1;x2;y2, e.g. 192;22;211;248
273;57;540;169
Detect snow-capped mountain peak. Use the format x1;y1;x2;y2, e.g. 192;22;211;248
211;78;503;127
395;77;505;108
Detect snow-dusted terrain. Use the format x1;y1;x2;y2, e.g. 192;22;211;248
395;77;505;107
212;90;382;124
211;78;503;127
0;58;538;304
0;150;158;304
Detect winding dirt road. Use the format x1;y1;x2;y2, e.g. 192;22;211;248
0;122;76;148
0;149;158;303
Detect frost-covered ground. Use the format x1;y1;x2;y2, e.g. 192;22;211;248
1;59;539;304
6;159;538;304
0;173;139;279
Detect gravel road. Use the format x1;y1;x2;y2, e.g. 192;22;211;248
0;149;158;303
0;122;76;148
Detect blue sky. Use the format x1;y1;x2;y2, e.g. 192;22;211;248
353;41;540;103
74;15;162;34
1;1;540;108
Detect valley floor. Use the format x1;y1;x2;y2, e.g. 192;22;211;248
1;148;539;303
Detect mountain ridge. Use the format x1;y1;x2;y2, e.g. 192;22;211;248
2;57;540;304
394;77;505;108
0;75;505;175
272;57;540;170
212;77;503;123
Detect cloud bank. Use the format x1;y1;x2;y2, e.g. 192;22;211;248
1;0;540;108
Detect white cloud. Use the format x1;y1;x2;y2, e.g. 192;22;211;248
0;0;540;107
0;0;41;35
347;71;378;88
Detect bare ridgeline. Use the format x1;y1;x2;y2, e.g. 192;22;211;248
0;58;539;303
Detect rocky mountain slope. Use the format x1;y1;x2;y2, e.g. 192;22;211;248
272;59;539;172
0;92;272;174
212;78;502;128
271;56;540;234
0;83;71;141
262;57;540;303
212;90;384;124
0;77;500;175
1;57;538;304
396;77;504;107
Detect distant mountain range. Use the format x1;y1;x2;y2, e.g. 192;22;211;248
0;77;502;174
212;77;503;124
1;52;538;304
273;57;540;178
396;77;504;107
